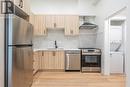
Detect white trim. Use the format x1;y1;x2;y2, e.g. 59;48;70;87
103;19;111;75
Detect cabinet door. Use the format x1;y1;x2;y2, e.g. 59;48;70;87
54;51;65;70
65;16;79;36
45;15;55;29
48;51;55;69
55;16;65;29
45;15;65;29
54;51;59;69
38;51;43;70
41;51;65;70
57;51;65;69
42;51;55;69
41;51;48;69
33;52;39;74
30;15;47;36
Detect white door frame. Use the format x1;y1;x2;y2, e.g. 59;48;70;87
103;7;126;75
103;19;111;75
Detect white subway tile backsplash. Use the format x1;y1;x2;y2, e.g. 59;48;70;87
33;29;99;50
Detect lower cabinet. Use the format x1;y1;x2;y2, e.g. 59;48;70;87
41;51;53;69
38;51;43;70
41;51;65;71
33;51;65;72
53;51;65;70
33;51;40;74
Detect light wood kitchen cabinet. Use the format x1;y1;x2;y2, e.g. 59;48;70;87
45;15;65;29
55;16;65;29
33;51;40;74
45;15;55;29
37;51;43;70
54;51;65;69
65;15;79;36
41;51;54;69
30;15;79;36
41;51;65;70
30;15;47;36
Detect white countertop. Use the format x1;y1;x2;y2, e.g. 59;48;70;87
33;48;81;52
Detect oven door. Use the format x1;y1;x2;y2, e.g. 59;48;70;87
81;55;101;72
82;55;101;67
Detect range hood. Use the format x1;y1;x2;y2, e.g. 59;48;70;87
79;22;98;29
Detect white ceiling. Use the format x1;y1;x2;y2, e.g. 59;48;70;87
30;0;101;15
31;0;101;5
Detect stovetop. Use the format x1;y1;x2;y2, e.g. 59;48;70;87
79;48;101;53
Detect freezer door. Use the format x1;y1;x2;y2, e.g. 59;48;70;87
8;14;33;45
8;46;33;87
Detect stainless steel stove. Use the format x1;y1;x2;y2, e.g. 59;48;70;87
79;48;101;73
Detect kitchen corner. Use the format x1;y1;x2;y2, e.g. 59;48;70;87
0;0;127;87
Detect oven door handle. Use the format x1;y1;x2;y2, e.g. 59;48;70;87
82;53;101;55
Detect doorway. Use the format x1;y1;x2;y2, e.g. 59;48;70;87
104;7;126;75
110;18;126;74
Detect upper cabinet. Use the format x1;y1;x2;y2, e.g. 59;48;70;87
30;15;79;36
11;0;30;14
45;15;65;29
30;15;47;36
55;16;65;29
40;51;65;70
65;16;79;36
45;15;55;29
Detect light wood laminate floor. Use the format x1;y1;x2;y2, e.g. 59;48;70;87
31;72;126;87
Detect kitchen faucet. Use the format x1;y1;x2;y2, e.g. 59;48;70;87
54;40;58;48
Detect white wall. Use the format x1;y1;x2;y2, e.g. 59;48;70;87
126;0;130;87
31;0;96;15
95;0;127;75
95;0;127;33
0;0;5;87
78;0;96;16
31;0;79;15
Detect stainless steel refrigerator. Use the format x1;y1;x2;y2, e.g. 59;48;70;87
6;14;33;87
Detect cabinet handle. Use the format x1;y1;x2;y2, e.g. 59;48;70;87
53;51;55;56
44;30;46;34
54;23;56;28
70;30;73;34
42;52;44;56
